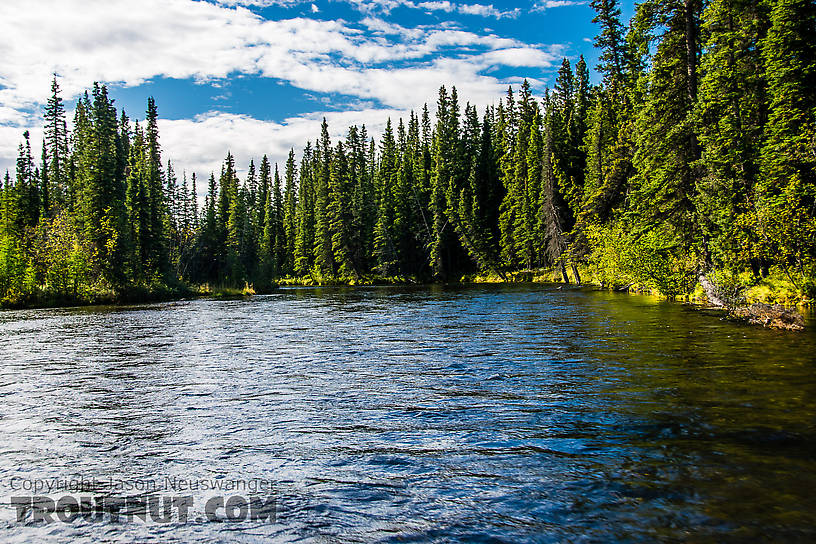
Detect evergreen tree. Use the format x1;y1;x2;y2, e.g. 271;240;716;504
226;159;248;282
630;0;705;253
429;86;467;279
199;172;221;281
374;119;399;274
15;131;39;230
328;142;356;277
294;143;315;275
581;0;638;224
260;170;275;281
272;164;285;273
313;119;335;275
245;159;259;255
695;0;770;273
43;76;70;214
125;122;148;278
283;149;297;275
498;87;520;267
144;96;167;278
256;155;271;271
346;126;375;274
165;160;180;264
73;84;127;285
190;173;199;231
591;0;628;88
39;141;49;220
757;0;816;287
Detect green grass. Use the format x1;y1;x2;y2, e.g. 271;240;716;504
276;274;419;287
464;264;813;306
744;272;811;306
0;281;196;310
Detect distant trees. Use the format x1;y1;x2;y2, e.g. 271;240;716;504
2;1;815;306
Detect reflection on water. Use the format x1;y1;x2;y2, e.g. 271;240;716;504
0;285;815;542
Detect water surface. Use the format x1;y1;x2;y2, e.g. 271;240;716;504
1;285;815;542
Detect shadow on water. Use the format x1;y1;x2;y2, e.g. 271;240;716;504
0;284;814;543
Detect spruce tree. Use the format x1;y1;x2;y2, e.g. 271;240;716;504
374;119;399;274
294;143;315;275
260;173;275;281
581;0;638;224
15;132;39;230
328;142;356;277
190;173;199;231
630;0;705;253
256;155;271;265
144;96;167;278
757;0;816;286
226;161;247;282
695;0;770;273
73;85;127;285
43;76;70;214
591;0;628;88
272;164;285;274
429;86;467;279
125;122;148;278
313;119;335;275
283;149;297;275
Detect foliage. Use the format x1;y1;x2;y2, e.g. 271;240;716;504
586;223;697;297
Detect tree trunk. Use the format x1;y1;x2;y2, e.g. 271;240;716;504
559;259;570;284
684;0;699;104
571;262;582;285
698;271;726;308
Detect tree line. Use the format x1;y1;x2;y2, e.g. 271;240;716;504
1;0;814;305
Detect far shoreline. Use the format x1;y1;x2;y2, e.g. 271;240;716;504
3;272;809;331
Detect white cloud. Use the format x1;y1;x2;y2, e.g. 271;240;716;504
458;3;521;18
478;48;559;68
532;0;586;11
214;0;303;6
0;0;561;173
217;0;521;18
159;108;406;195
0;0;550;109
350;0;520;19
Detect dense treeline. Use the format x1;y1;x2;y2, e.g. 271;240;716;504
1;0;814;306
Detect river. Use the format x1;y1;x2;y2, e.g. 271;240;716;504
1;285;814;542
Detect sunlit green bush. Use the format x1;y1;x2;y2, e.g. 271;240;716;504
585;223;697;298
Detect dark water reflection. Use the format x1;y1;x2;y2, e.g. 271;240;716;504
0;285;815;542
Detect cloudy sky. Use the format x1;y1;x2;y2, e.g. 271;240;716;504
0;0;634;183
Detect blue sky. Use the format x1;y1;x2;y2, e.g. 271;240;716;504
0;0;635;181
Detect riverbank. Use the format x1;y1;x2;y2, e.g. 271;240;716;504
2;268;809;331
466;266;813;306
0;282;271;310
276;274;419;287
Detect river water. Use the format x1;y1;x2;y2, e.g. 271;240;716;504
0;285;814;542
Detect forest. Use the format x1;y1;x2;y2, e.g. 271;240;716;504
1;0;814;307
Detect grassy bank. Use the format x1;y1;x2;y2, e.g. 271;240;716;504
0;281;197;310
0;281;271;310
465;266;813;307
276;274;420;287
